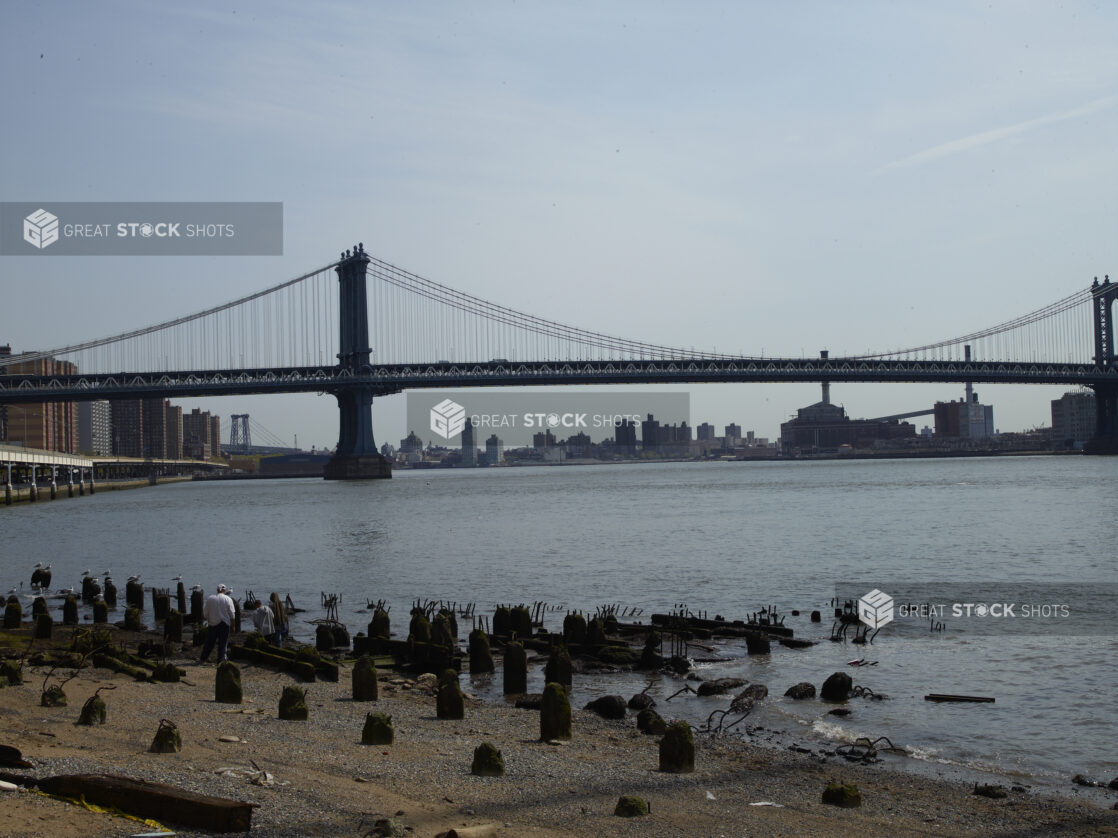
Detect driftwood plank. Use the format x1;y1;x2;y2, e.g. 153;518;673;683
37;773;256;833
924;693;995;703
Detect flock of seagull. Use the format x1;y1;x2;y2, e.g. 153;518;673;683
8;563;207;601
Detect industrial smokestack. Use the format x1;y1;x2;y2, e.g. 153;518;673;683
820;351;830;405
964;345;973;403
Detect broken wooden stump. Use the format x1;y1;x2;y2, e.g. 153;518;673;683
149;719;181;753
77;689;109;725
164;609;184;642
278;685;308;720
822;781;862;807
36;773;256;832
436;669;465;720
540;682;571;741
215;661;242;704
659;720;695;773
470;742;505;777
34;613;52;640
2;600;20;629
468;629;494;675
502;642;527;695
352;655;379;701
544;646;572;689
362;712;394;745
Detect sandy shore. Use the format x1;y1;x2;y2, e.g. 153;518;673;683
1;643;1115;838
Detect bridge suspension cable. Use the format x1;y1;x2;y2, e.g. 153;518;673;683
850;287;1095;365
366;256;744;363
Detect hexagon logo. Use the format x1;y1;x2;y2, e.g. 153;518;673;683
430;398;466;440
858;588;894;630
23;208;59;249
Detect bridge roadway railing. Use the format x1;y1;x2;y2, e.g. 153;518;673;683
1;358;1116;403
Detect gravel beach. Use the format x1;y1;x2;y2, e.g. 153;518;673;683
1;646;1115;838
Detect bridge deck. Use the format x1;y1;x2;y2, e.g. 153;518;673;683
1;358;1115;404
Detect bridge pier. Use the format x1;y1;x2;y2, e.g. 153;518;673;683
1086;277;1118;454
324;244;392;481
4;463;11;505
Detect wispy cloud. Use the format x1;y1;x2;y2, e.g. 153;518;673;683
878;96;1117;173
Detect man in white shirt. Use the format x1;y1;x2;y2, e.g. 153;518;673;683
199;584;236;663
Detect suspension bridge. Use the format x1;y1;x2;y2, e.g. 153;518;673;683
2;244;1116;477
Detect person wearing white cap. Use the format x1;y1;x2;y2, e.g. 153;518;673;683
199;584;236;663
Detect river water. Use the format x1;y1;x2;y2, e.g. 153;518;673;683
3;456;1115;791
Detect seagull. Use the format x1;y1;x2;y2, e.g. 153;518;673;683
80;569;92;576
190;584;203;591
171;575;183;582
127;575;141;582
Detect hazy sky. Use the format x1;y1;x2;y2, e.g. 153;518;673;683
2;2;1116;448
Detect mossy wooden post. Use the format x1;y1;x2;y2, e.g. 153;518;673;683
437;669;465;720
176;581;186;614
152;662;181;683
330;623;350;649
492;606;511;637
278;685;308;720
638;631;663;669
637;708;667;735
369;608;390;639
189;589;203;624
468;629;494;674
744;631;770;655
232;598;241;633
408;611;431;644
659;720;695;773
32;596;47;618
510;605;533;638
315;624;333;652
165;610;183;643
41;685;66;706
124;607;143;632
153;591;171;621
587;617;606;646
440;608;458;640
544;646;572;689
126;579;143;610
3;600;21;629
431;613;454;650
614;796;649;817
92;600;108;624
215;661;243;704
1;660;21;686
503;641;527;695
150;719;181;753
62;595;79;626
34;612;52;640
352;656;378;701
103;579;117;609
822;782;862;808
471;742;505;777
361;712;393;745
78;692;107;725
540;681;571;741
563;612;587;644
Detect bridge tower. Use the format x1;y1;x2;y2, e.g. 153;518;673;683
324;244;392;479
229;414;251;454
1088;275;1118;452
